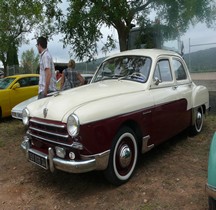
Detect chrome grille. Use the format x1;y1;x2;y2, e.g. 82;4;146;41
28;118;70;146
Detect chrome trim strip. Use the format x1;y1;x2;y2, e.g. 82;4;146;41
30;118;66;128
29;126;68;138
142;111;152;115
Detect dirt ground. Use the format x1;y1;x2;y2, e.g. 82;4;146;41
0;114;216;210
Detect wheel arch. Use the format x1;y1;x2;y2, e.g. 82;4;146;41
191;85;209;113
118;120;143;152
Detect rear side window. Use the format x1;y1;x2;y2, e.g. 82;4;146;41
18;77;39;87
29;77;39;86
173;59;187;80
154;59;172;82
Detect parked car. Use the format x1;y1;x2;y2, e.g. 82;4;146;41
20;49;209;185
206;132;216;209
0;74;39;118
11;95;38;120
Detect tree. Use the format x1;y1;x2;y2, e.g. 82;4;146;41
60;0;216;61
0;0;61;75
20;49;39;74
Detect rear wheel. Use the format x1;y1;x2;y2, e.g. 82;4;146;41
189;106;204;136
104;126;138;186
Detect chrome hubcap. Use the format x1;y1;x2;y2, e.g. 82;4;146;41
196;112;202;129
119;145;132;168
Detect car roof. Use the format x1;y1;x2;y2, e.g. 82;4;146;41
106;49;181;60
5;74;39;78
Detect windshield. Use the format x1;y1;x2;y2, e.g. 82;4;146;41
92;56;151;83
0;78;15;89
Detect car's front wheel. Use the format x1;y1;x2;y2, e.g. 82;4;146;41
208;196;216;210
104;126;138;186
189;106;204;136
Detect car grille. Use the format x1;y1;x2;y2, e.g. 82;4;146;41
28;117;71;146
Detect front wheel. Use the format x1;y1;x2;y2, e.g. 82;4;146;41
189;106;204;136
104;127;138;186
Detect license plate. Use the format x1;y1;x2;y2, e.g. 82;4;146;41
28;150;48;170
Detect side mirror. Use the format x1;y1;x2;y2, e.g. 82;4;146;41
154;77;161;86
12;82;20;90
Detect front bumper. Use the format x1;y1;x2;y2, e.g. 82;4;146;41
206;183;216;199
21;138;110;174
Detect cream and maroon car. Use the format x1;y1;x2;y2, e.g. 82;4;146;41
21;49;209;185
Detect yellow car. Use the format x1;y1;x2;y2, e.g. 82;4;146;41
0;74;39;118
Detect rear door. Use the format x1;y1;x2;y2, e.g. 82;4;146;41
171;57;192;130
149;57;181;145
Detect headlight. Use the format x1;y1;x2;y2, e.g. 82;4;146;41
67;114;80;137
22;108;30;126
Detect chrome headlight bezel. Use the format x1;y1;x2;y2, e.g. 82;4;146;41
67;114;80;137
22;108;30;126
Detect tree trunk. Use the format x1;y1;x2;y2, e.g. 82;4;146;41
117;27;130;52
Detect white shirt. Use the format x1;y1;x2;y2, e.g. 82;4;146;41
39;49;56;93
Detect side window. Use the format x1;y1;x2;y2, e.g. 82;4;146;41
173;59;187;80
29;77;39;86
17;77;39;87
154;59;172;82
18;78;29;87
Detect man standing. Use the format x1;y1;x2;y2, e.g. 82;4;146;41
36;36;56;99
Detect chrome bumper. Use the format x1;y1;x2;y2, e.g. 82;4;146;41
206;183;216;199
21;138;110;174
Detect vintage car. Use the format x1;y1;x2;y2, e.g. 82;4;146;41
21;49;209;185
206;132;216;209
0;74;39;118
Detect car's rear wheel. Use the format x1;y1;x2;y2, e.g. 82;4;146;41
189;106;204;136
208;196;216;210
104;126;138;186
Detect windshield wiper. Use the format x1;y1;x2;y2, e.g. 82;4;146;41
118;72;147;82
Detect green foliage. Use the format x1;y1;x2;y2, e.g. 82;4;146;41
0;0;61;73
20;49;39;74
60;0;215;61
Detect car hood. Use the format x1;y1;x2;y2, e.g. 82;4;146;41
27;80;151;123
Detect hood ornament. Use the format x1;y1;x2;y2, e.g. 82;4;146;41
43;108;48;118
